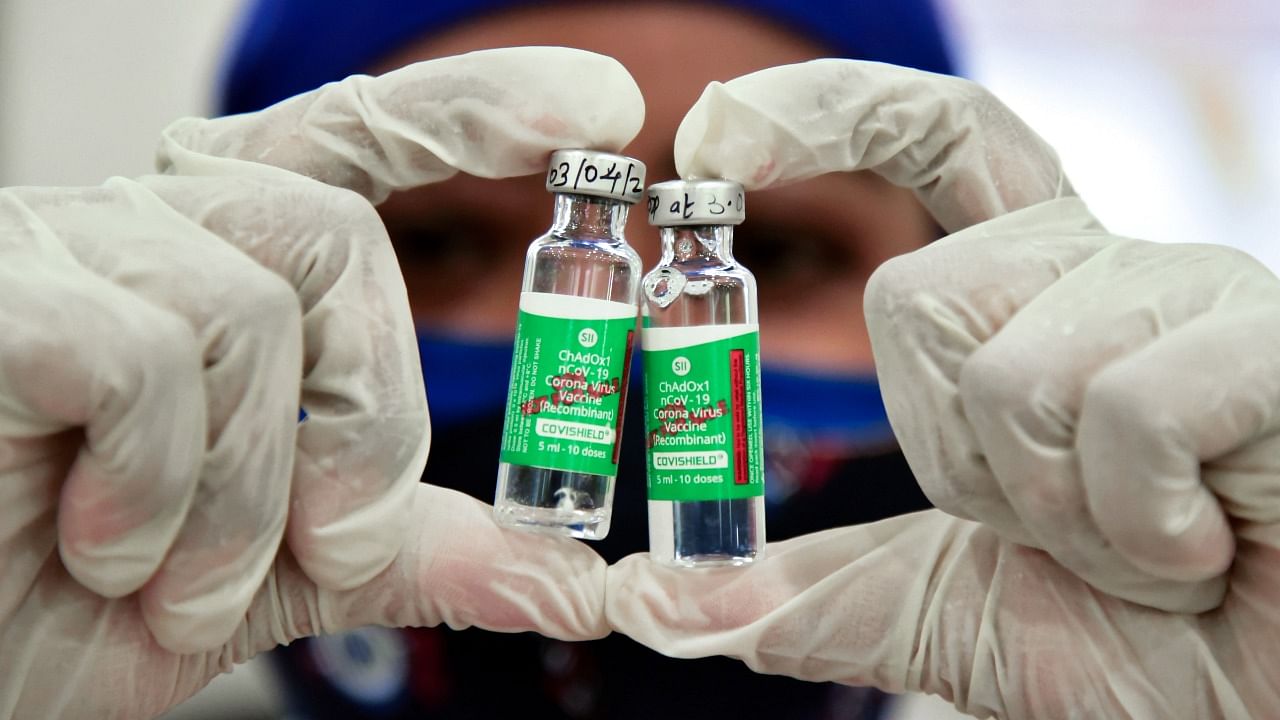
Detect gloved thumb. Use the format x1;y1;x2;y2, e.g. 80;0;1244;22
606;510;1233;718
0;482;607;720
607;513;952;695
236;483;609;659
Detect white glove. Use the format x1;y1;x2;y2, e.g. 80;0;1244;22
608;60;1280;718
0;47;640;719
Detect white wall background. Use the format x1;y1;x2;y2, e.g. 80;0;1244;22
0;0;242;186
941;0;1280;268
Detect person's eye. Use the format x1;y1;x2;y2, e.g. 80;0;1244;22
733;221;853;294
381;214;499;270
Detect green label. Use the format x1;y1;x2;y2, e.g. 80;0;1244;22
642;325;764;501
500;292;637;477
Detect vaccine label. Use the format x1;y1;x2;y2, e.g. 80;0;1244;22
500;292;637;477
642;324;764;502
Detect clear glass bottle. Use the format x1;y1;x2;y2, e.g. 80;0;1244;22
641;179;765;566
494;149;645;540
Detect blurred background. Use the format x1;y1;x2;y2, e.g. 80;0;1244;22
1;0;1274;718
2;0;1276;265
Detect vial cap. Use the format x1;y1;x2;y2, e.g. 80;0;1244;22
645;179;746;226
545;149;646;204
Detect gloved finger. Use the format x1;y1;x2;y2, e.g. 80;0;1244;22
156;47;645;203
865;197;1108;543
1080;302;1280;580
607;514;958;691
141;173;426;592
12;180;303;652
606;511;1230;719
0;193;204;598
674;59;1071;233
610;517;905;681
233;484;608;661
960;241;1279;612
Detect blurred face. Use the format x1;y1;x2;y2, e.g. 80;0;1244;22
374;3;937;374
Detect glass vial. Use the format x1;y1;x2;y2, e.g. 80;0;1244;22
494;149;645;540
641;179;765;566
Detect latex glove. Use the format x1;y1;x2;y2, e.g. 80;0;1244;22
608;60;1280;718
1;47;638;719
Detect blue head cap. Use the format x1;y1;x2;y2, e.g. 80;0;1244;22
217;0;957;116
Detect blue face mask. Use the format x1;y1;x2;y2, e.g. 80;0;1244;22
416;332;518;429
270;332;923;720
416;330;895;457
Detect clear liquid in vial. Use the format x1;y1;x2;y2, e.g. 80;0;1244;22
494;195;641;540
643;223;765;566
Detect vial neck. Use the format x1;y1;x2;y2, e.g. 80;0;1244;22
550;193;629;238
659;225;735;265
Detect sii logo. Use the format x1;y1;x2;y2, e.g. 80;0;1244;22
671;356;691;376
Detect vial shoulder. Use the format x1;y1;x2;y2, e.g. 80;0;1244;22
529;230;641;262
648;259;756;286
642;265;758;325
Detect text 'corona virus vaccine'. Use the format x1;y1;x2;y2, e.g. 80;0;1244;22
494;149;645;540
641;179;765;566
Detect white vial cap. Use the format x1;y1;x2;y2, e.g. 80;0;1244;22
545;149;646;204
645;179;746;226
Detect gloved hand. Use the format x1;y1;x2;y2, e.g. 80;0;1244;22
608;60;1280;718
0;47;640;719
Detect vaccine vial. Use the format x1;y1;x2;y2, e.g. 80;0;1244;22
494;149;645;540
641;179;765;566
